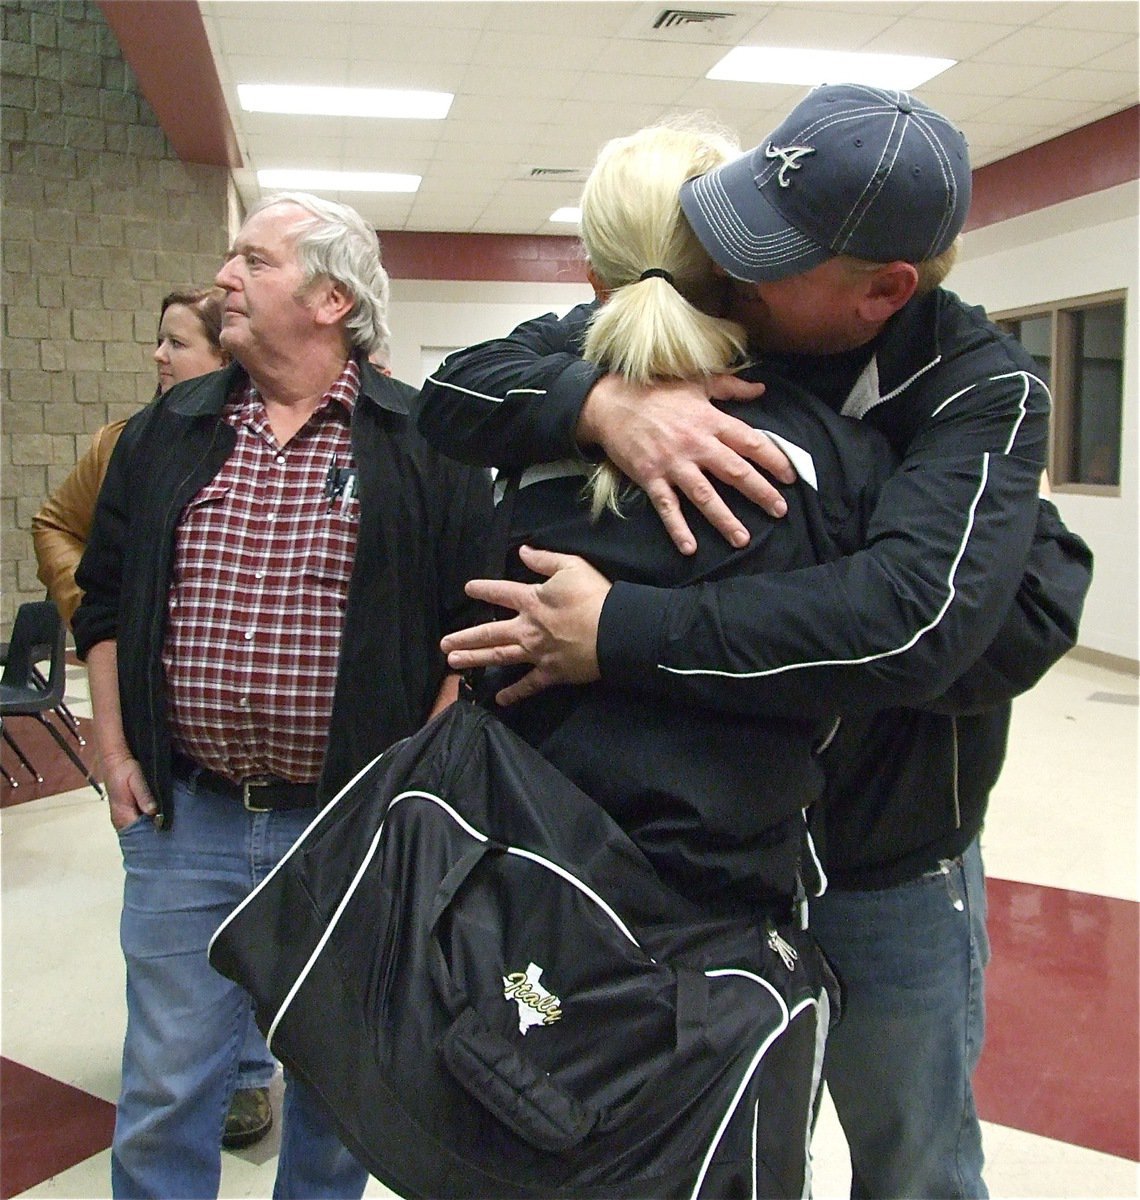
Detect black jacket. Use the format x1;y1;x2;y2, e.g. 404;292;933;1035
416;292;1093;887
74;358;493;826
491;389;897;911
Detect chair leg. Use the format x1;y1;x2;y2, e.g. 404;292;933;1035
54;699;86;745
2;725;44;783
33;713;104;797
0;752;18;789
32;666;86;745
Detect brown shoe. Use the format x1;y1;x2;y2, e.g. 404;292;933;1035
222;1086;273;1149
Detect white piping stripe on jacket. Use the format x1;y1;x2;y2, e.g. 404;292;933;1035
803;825;827;897
503;461;591;499
927;371;1040;456
424;374;546;405
658;364;1045;684
660;452;992;681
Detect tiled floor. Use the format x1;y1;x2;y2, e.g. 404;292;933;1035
2;653;1137;1199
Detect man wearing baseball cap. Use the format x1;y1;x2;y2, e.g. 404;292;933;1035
681;83;970;290
417;84;1092;1197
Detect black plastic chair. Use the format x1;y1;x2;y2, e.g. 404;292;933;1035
0;639;39;788
2;626;89;751
0;601;103;796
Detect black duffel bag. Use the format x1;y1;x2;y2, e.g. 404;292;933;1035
208;699;834;1199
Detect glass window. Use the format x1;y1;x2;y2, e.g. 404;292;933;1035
1001;313;1052;386
1070;301;1124;486
996;293;1125;492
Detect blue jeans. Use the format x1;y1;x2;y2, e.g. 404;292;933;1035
111;775;369;1200
810;839;990;1199
237;1010;276;1091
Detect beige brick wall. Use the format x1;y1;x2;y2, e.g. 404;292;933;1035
1;0;230;632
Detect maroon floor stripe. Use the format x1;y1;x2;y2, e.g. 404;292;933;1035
1;714;101;808
0;1058;116;1199
977;877;1140;1160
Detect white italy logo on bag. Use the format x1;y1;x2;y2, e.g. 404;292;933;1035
503;962;563;1034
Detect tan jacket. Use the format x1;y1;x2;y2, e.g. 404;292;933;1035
32;420;128;628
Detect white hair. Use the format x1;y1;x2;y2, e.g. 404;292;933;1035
248;191;391;355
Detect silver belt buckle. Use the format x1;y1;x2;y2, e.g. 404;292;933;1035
242;779;272;813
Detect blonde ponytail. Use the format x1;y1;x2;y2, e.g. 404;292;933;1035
577;121;748;518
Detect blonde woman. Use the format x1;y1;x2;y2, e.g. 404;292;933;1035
478;122;898;1196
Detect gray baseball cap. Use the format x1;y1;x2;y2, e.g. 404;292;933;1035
680;83;972;282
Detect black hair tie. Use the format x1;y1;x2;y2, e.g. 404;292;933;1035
638;268;674;285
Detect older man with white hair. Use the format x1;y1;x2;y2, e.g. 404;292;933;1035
74;193;492;1199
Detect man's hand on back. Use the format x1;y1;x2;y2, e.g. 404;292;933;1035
577;372;795;555
441;546;609;705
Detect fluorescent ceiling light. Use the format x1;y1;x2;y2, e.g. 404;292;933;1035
257;169;420;193
238;84;453;120
549;207;581;224
707;47;955;90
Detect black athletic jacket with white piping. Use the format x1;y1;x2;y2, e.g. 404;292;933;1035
416;290;1093;888
487;388;896;913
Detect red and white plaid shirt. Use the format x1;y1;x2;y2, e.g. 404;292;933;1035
164;359;361;783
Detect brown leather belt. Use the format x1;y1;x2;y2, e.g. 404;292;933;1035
172;755;318;812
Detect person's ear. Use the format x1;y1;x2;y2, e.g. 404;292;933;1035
586;264;610;304
311;279;355;329
857;262;918;324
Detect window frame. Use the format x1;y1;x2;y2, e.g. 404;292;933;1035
993;288;1126;497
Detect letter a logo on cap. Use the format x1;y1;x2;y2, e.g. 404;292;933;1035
764;142;816;187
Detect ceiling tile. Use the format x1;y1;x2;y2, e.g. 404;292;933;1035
1034;1;1140;32
744;5;901;49
1083;40;1140;73
921;59;1062;96
864;16;1019;59
1024;68;1140;105
975;25;1129;67
591;37;725;77
906;1;1059;21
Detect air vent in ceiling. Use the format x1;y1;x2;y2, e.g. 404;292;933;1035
653;9;736;29
522;167;590;183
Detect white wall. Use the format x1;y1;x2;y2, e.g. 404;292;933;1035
387;278;593;388
955;181;1139;662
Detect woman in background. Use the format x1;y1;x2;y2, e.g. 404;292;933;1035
33;288;229;627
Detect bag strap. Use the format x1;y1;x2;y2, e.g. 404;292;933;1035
461;471;520;706
425;838;505;1013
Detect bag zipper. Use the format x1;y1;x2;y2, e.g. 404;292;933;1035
766;926;798;970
